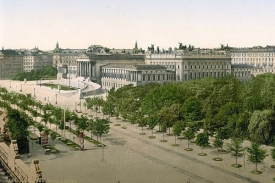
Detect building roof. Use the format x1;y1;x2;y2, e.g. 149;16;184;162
0;50;21;56
101;63;130;69
61;49;86;56
102;64;167;70
130;65;167;70
231;47;275;52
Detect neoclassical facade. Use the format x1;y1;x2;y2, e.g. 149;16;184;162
101;64;175;90
230;46;275;75
75;52;145;83
145;49;232;81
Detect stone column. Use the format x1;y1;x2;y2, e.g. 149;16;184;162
88;62;91;77
92;64;96;77
77;62;79;76
79;62;82;77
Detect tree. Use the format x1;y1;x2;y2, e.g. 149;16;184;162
77;115;88;132
195;132;209;155
147;115;158;138
248;110;275;144
226;138;245;168
180;97;203;122
93;119;110;143
86;118;95;139
183;127;195;151
50;132;57;146
172;122;184;146
212;136;223;160
158;106;177;135
102;100;115;122
37;123;44;133
270;148;275;168
137;114;147;135
6;109;30;154
247;143;268;173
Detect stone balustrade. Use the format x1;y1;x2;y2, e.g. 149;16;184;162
0;138;45;183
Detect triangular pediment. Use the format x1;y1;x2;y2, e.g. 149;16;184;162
125;65;137;70
77;52;89;59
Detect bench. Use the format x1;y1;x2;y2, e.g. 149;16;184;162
45;149;51;155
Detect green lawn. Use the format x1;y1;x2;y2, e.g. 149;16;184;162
42;83;77;90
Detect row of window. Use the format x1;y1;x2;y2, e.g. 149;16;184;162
188;64;229;70
232;53;275;57
233;58;274;62
142;74;174;81
102;82;125;89
186;71;229;80
234;72;252;78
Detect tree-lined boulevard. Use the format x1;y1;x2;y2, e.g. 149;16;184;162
1;76;275;182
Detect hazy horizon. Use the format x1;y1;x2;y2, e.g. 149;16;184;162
1;0;275;50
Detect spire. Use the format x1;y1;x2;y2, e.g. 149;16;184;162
56;41;59;48
135;41;138;48
2;46;3;50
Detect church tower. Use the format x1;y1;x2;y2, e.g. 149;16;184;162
53;41;61;67
133;41;139;54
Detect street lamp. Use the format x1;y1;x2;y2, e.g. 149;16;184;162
55;93;57;104
34;88;36;97
187;179;191;183
69;61;71;87
20;83;22;92
9;80;11;88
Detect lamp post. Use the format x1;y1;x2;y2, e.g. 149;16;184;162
79;99;82;113
20;83;22;92
55;93;57;104
69;61;71;87
34;88;36;97
9;80;11;88
187;179;191;183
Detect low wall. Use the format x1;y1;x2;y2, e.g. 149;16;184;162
0;139;45;183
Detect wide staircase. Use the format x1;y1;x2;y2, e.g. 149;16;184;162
0;162;13;183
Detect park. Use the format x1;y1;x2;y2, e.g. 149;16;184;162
0;76;275;183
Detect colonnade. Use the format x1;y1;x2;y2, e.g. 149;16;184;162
77;61;95;78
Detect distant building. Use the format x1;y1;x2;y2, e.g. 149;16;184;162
53;42;86;78
22;47;53;72
75;52;144;83
108;41;144;54
231;64;254;83
230;46;275;75
145;49;232;81
101;64;175;90
0;49;23;79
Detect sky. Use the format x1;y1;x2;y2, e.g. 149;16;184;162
0;0;275;50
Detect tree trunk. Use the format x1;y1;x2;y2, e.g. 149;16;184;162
188;139;190;148
174;136;176;144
